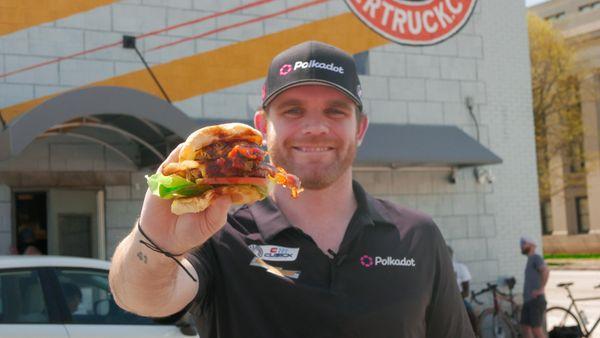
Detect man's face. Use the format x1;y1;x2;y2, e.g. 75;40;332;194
257;85;368;190
68;295;81;313
521;243;531;255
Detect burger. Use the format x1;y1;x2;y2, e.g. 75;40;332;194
146;123;302;215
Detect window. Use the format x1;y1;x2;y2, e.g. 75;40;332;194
575;197;589;234
0;270;49;323
353;51;369;75
545;12;565;21
541;201;553;235
55;268;155;325
568;141;586;173
579;1;600;12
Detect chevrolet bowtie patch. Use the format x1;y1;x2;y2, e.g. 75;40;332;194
250;257;301;279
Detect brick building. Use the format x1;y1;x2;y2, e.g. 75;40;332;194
0;0;538;290
529;0;600;253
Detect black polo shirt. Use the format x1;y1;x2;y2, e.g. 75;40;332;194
186;181;474;338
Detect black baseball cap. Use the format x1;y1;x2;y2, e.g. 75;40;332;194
261;41;363;111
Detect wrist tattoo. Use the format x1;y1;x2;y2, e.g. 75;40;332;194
137;251;148;264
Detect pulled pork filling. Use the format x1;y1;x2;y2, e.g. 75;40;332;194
162;141;267;180
204;141;266;178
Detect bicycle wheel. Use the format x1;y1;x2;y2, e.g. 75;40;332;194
544;306;582;334
478;309;518;338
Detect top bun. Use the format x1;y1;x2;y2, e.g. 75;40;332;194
179;123;263;162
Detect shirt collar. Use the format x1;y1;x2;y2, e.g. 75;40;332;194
248;196;294;241
248;180;392;241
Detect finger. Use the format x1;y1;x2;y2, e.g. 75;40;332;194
209;195;233;217
204;195;232;229
157;143;184;173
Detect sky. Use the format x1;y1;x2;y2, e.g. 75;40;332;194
526;0;550;7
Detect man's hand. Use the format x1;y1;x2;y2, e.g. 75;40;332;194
531;288;544;298
109;144;232;318
139;144;232;254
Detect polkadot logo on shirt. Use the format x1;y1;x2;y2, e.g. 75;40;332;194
279;64;293;76
360;255;374;268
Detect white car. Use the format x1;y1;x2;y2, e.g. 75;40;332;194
0;255;197;338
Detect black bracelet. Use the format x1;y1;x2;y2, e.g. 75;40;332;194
137;219;197;282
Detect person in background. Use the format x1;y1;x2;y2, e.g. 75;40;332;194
520;236;549;338
448;245;472;298
449;245;478;335
62;282;82;314
17;226;42;255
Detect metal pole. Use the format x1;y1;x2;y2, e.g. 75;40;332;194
123;35;173;104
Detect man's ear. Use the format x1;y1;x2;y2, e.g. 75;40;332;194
356;114;369;147
254;110;267;135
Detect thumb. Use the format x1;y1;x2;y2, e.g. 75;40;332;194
204;195;233;230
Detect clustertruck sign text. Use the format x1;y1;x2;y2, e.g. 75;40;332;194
345;0;477;45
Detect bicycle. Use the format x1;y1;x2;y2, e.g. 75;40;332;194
472;277;522;338
545;282;600;337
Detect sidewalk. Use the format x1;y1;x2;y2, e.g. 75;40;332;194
546;270;600;338
547;259;600;270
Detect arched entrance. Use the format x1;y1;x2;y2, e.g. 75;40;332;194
0;86;199;258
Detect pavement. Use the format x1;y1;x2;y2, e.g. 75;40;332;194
547;259;600;271
546;270;600;337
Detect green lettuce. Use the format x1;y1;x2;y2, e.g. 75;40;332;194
146;173;269;200
146;173;212;199
252;183;269;199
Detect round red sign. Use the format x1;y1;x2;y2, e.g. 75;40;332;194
344;0;477;45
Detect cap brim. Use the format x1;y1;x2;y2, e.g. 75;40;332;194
262;79;362;111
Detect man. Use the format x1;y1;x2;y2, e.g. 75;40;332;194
109;41;474;337
520;236;550;338
62;282;82;314
448;246;472;299
449;245;478;333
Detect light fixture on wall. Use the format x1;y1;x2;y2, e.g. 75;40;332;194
447;167;458;184
474;167;495;184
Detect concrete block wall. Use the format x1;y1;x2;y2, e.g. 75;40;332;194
476;0;541;285
105;171;149;258
0;136;137;172
0;185;11;254
0;0;343;109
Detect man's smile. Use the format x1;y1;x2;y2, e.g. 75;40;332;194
292;146;335;153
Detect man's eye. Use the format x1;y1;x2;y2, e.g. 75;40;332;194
327;109;349;117
284;108;302;116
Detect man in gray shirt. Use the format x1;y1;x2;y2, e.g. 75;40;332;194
520;236;550;338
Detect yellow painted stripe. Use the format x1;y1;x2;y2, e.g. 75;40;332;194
0;0;118;36
2;13;388;124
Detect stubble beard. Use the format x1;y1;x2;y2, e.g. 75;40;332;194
268;136;357;190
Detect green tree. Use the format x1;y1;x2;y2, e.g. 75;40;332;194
528;13;584;202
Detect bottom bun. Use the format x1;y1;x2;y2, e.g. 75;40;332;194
171;184;267;215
